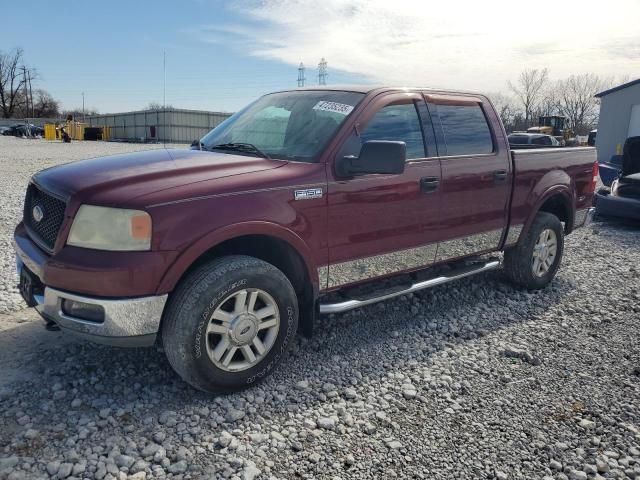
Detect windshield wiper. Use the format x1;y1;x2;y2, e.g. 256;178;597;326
209;143;272;160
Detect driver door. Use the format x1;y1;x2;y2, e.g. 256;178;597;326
324;92;442;290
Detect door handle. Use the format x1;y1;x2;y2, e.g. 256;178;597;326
493;170;508;182
420;176;439;193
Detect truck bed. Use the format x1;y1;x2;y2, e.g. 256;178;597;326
509;147;597;232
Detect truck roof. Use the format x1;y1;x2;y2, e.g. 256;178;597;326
272;85;487;97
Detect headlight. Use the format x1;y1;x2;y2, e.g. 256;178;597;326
67;205;152;251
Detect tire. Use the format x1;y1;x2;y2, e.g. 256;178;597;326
162;255;298;393
504;212;564;290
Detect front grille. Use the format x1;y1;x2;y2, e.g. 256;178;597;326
23;184;66;251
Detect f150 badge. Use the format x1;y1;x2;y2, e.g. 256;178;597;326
294;188;323;200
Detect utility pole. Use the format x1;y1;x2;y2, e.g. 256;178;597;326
297;62;306;87
27;70;34;118
82;92;85;123
22;66;30;135
318;58;328;86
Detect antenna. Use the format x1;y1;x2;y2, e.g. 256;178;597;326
297;62;306;87
318;58;328;86
163;50;166;147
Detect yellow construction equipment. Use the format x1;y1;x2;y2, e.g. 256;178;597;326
527;116;574;145
44;124;57;140
44;121;96;141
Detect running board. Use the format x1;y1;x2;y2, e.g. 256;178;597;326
319;259;501;315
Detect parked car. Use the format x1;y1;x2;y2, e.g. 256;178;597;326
14;86;597;392
595;136;640;220
2;123;44;137
508;133;561;148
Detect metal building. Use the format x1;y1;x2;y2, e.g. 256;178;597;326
595;78;640;163
85;108;232;143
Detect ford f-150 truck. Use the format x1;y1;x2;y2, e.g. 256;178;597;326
14;86;597;392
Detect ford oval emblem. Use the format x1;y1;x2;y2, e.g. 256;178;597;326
32;205;44;223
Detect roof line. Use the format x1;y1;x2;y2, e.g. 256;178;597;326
595;78;640;98
85;108;234;118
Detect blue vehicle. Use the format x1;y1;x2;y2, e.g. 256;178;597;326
595;136;640;221
599;154;623;187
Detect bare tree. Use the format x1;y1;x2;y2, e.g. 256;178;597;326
32;90;60;118
537;84;560;118
0;48;27;118
508;68;549;127
487;92;519;131
556;74;610;134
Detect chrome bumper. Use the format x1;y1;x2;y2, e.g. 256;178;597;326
36;287;167;347
574;207;595;229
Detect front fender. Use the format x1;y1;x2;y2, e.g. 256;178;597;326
156;221;318;294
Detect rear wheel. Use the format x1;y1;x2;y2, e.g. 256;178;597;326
162;255;298;393
504;212;564;290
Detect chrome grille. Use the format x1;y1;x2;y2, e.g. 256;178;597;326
23;184;66;251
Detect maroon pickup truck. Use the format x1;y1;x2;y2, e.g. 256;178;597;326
14;86;597;392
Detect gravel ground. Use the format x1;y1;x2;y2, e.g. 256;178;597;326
1;137;639;480
0;136;185;315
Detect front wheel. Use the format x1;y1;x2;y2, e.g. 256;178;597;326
162;255;298;393
504;212;564;290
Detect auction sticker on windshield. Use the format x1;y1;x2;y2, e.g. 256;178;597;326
312;101;354;115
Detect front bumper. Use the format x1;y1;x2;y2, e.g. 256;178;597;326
14;224;168;347
35;287;167;347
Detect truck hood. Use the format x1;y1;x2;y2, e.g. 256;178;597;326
33;149;286;205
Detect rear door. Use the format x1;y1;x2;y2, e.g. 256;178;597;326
426;94;511;262
324;92;442;289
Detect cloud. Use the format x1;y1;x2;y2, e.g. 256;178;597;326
191;0;640;91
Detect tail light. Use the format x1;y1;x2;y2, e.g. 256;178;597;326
588;161;599;194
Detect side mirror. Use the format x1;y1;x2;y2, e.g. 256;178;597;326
190;139;202;150
336;140;406;177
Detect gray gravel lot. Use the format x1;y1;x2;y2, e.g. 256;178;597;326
0;137;639;480
0;137;184;315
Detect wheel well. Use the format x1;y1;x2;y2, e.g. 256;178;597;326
538;193;572;232
183;235;312;299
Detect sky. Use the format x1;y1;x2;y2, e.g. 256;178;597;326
2;0;639;114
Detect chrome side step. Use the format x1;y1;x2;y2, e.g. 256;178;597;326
319;259;501;314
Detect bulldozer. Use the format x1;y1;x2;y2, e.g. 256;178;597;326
527;116;574;145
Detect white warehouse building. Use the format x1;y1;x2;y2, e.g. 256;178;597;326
86;108;233;143
595;78;640;163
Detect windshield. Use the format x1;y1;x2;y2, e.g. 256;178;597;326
200;90;365;162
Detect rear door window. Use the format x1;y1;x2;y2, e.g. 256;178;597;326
436;104;494;156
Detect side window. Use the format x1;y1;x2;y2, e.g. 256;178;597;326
532;136;552;146
436;104;494;156
360;103;426;159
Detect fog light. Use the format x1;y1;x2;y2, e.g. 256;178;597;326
61;299;105;323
